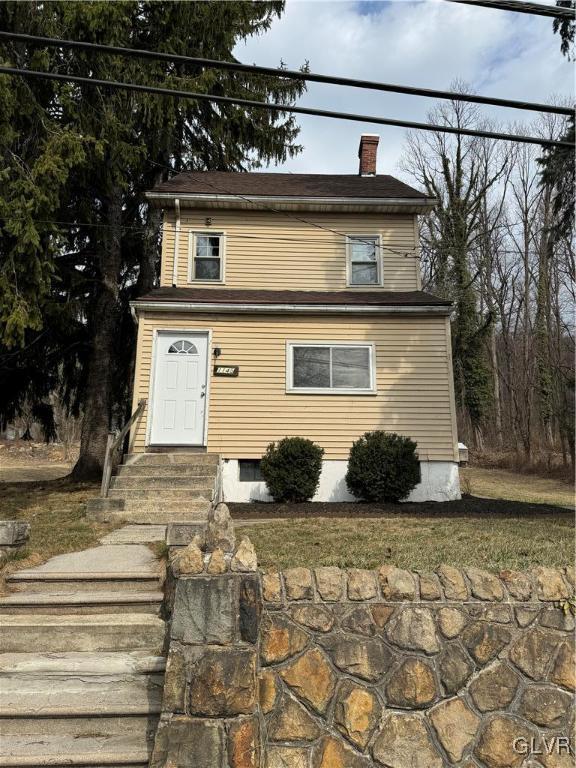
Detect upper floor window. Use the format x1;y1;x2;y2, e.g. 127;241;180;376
347;235;381;286
189;232;224;282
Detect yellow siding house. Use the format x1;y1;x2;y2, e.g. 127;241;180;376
130;135;460;502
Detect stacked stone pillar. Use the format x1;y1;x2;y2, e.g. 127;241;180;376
151;506;262;768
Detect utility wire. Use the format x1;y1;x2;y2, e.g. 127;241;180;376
2;213;419;259
0;66;571;148
444;0;575;18
0;30;571;117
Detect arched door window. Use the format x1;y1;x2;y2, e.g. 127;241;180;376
168;339;198;355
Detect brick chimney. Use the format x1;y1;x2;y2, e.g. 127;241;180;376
358;134;379;176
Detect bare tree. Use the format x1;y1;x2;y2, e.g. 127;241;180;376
400;86;510;448
400;92;574;473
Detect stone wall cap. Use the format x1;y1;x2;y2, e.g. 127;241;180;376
261;564;573;604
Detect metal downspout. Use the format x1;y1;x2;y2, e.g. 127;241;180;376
172;198;180;287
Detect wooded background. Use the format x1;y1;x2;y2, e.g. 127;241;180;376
401;96;574;473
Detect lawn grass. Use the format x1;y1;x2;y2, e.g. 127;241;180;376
240;512;574;572
0;480;116;571
461;466;573;509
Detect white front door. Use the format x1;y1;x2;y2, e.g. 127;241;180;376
150;331;209;445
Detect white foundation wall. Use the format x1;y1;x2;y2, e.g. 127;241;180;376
222;459;461;503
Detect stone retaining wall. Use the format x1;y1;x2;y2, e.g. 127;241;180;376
260;564;575;768
153;510;575;768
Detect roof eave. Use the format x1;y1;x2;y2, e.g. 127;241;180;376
130;300;451;316
144;191;437;214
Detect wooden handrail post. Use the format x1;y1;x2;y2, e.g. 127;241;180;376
99;399;147;499
100;432;116;498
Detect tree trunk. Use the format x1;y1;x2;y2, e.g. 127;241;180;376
71;188;123;481
489;324;503;447
534;186;555;454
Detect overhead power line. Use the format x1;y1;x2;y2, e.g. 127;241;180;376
0;30;571;117
444;0;575;18
3;213;418;259
0;66;571;148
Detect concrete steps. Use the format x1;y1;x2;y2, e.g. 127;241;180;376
88;501;210;525
0;733;151;766
122;452;218;466
7;571;163;593
0;671;164;718
0;591;163;615
0;540;167;767
0;613;166;653
120;499;209;514
111;474;214;490
87;451;218;525
0;651;166;675
118;464;216;477
99;526;167;545
108;487;212;500
98;508;209;525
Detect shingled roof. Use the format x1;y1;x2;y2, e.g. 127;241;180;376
133;287;451;308
149;171;432;201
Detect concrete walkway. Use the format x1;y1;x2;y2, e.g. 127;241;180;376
16;543;161;575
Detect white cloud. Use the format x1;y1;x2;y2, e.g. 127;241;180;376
235;0;573;179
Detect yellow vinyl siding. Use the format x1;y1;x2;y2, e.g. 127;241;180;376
130;313;458;462
160;210;419;292
160;211;175;286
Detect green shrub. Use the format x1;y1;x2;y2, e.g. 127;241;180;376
346;431;420;503
260;437;324;502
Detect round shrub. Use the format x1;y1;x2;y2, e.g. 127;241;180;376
346;431;420;503
260;437;324;503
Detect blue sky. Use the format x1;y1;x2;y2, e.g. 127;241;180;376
235;0;573;177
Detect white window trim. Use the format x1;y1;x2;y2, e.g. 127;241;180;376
286;341;377;395
345;233;383;288
187;230;226;284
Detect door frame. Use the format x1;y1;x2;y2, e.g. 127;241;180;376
146;328;213;447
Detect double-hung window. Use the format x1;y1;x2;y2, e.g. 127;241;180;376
347;235;381;286
287;342;376;394
189;232;224;282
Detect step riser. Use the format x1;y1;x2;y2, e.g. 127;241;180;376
0;715;159;738
0;759;150;767
108;489;212;500
0;751;150;767
0;652;166;676
89;509;208;524
117;465;216;477
0;626;165;654
121;501;209;513
111;477;214;490
123;453;219;466
0;603;162;616
0;673;164;716
7;580;162;594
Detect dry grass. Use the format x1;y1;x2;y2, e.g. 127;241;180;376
238;466;574;570
0;480;117;573
461;466;574;509
241;511;574;572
